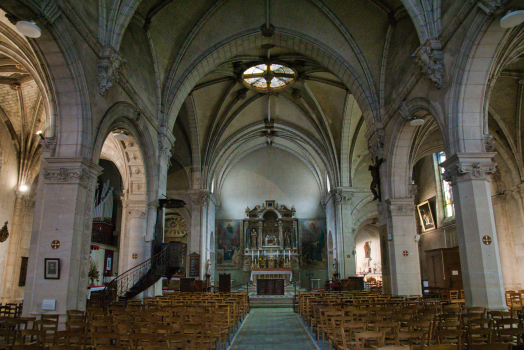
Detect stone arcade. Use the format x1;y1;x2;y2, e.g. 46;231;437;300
0;0;522;326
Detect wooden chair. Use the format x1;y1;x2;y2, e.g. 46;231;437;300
48;346;81;350
0;329;17;349
18;330;46;346
91;332;120;349
395;331;426;350
473;343;513;350
355;331;385;350
423;345;458;350
129;333;157;350
374;321;400;346
378;346;412;350
435;330;464;348
11;346;44;350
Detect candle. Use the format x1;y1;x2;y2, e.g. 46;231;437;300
277;250;279;258
252;250;254;261
258;250;260;259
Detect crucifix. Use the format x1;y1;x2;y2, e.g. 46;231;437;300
368;156;384;201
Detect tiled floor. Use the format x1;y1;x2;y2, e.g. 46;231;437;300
229;308;318;350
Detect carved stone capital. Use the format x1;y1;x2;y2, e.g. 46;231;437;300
98;48;127;96
491;193;508;206
44;167;87;184
41;0;62;24
127;209;147;219
332;188;354;206
158;128;175;162
40;137;57;152
367;127;385;159
484;134;495;152
408;184;418;199
190;190;210;207
386;198;415;216
441;153;497;186
477;0;503;15
508;184;524;200
320;199;327;211
43;158;102;189
413;40;444;89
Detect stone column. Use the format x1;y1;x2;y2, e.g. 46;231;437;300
122;201;148;271
189;190;209;279
442;153;506;309
278;221;283;249
23;158;102;316
332;188;356;278
1;193;25;303
506;186;524;289
386;198;422;296
491;194;521;290
258;221;263;249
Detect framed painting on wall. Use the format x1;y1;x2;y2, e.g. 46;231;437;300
44;258;60;279
417;201;436;232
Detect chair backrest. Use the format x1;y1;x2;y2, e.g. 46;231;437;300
355;331;385;350
474;344;513;350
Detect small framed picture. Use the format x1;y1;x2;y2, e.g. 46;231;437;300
44;258;60;279
417;201;436;232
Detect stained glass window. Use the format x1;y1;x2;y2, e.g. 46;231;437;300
242;63;296;92
437;152;454;218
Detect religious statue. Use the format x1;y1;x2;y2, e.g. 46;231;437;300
284;230;291;248
368;156;384;201
264;234;269;246
333;258;339;273
364;241;371;259
250;229;258;249
205;259;211;276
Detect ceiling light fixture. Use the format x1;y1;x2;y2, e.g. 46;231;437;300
500;10;524;28
113;131;128;141
19;184;29;192
16;21;41;38
410;118;425;126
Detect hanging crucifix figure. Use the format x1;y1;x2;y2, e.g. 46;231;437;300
368;156;384;201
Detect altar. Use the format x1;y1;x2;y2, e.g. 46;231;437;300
250;268;293;283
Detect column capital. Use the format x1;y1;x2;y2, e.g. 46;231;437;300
189;189;210;207
43;157;102;187
331;187;355;206
491;193;508;206
441;153;497;186
123;200;148;218
386;198;415;216
158;127;175;162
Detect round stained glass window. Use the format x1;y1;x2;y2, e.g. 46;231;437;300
242;63;296;92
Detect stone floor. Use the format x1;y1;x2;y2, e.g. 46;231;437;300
229;308;318;350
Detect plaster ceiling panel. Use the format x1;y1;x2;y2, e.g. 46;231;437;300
218;96;268;144
172;0;367;93
322;0;389;84
69;0;98;34
172;125;191;167
271;96;319;137
303;79;346;156
0;83;20;133
21;80;41;128
351;120;371;188
490;77;518;143
415;128;444;160
135;0;159;17
191;80;233;150
149;0;216;84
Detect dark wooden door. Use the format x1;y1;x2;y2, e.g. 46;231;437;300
257;279;267;295
275;279;284;295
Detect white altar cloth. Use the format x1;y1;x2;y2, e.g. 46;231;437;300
250;270;292;281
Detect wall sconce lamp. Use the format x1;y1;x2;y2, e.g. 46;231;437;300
36;131;45;140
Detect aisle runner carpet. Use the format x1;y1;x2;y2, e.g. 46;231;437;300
228;308;318;350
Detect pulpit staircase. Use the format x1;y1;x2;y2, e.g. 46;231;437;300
101;244;176;305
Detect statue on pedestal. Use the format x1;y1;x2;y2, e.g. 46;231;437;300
205;259;211;276
284;230;291;248
250;229;258;249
